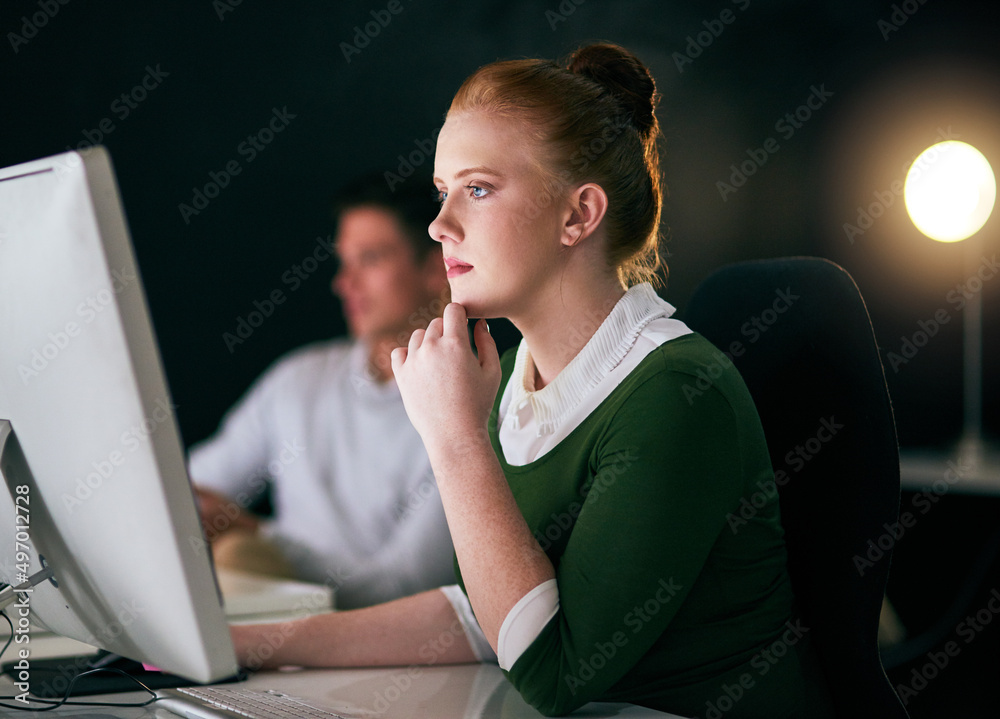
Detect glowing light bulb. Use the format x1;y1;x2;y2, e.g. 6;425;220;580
904;141;996;242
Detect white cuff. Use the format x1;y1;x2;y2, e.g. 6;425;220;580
497;578;559;671
439;585;497;664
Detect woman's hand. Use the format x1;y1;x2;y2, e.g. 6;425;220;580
228;589;480;670
393;304;553;651
391;303;501;457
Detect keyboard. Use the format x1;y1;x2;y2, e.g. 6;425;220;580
156;685;353;719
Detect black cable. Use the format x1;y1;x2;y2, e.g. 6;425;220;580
0;667;159;711
0;611;13;667
0;609;160;711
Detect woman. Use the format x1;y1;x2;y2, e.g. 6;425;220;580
232;43;834;718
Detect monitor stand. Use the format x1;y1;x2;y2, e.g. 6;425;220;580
1;650;222;697
0;419;246;697
0;418;55;612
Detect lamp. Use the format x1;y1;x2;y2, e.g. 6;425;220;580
902;140;998;489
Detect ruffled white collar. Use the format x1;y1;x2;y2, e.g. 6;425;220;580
505;283;675;436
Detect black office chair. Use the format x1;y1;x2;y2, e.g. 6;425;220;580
685;257;909;719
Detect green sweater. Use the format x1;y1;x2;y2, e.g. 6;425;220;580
457;333;834;718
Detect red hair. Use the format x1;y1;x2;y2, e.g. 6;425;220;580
449;43;664;287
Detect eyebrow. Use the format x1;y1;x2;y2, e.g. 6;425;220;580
433;166;504;183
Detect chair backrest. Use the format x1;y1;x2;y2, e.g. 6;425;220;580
684;257;908;719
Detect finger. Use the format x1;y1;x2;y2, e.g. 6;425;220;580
442;302;468;338
474;319;500;374
408;328;426;354
424;316;444;340
390;346;407;376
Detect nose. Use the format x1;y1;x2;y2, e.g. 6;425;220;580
332;263;353;297
428;201;461;245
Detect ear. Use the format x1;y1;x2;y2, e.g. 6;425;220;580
561;183;609;248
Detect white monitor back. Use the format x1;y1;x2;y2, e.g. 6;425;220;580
0;148;236;683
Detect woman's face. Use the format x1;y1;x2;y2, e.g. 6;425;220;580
430;111;569;320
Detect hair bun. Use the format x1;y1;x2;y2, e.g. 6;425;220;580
567;43;658;137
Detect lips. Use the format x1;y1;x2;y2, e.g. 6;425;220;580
444;256;473;278
340;297;366;322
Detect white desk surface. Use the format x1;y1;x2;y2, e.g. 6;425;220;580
0;572;683;719
0;634;680;718
899;441;1000;495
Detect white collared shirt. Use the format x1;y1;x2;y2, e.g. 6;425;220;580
188;339;457;609
499;283;691;465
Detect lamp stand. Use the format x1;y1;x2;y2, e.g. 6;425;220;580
900;233;1000;493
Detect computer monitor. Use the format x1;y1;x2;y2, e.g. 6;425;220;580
0;147;238;688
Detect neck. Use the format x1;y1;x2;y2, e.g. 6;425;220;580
361;301;444;383
364;335;402;383
512;273;625;390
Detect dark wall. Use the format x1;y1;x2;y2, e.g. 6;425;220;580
3;0;998;449
3;2;1000;714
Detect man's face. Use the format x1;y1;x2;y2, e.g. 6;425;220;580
332;205;445;345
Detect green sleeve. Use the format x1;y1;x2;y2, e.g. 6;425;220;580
504;352;749;715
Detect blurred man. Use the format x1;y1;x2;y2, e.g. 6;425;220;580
189;175;454;609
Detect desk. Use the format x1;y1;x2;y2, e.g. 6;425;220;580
0;633;681;718
899;445;1000;495
1;569;681;719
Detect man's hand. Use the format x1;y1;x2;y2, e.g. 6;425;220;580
194;486;260;542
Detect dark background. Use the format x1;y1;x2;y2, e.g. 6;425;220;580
2;1;998;715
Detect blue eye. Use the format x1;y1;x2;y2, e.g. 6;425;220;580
435;189;448;205
468;185;488;199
